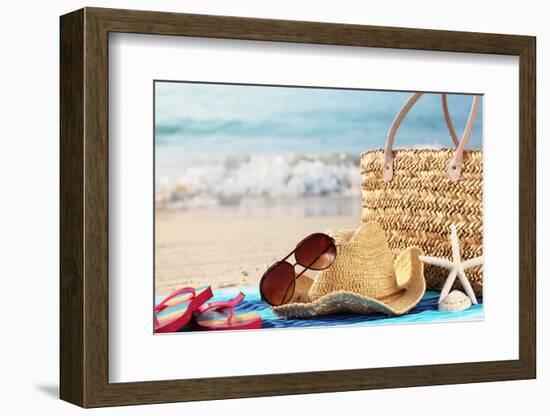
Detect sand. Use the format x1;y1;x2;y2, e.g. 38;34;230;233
155;207;359;296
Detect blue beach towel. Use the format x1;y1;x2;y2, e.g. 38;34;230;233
155;285;483;332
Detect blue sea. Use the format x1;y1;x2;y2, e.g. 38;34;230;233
155;82;482;211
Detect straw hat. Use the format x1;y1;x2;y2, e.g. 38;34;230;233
272;222;426;318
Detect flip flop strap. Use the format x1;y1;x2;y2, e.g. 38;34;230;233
155;287;196;312
197;303;235;323
197;292;245;324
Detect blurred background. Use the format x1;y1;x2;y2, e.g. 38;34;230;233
155;82;482;217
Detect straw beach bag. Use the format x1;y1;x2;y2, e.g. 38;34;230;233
361;93;483;294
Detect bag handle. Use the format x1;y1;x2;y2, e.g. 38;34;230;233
442;94;461;147
382;93;480;182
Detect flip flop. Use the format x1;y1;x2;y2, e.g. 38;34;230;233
194;292;262;331
155;286;213;333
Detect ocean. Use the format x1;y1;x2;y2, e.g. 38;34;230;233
154;82;483;211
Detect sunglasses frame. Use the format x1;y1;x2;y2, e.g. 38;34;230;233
259;233;337;306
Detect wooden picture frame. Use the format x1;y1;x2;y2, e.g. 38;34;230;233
60;7;536;408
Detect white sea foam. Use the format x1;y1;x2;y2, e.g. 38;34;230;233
155;154;361;209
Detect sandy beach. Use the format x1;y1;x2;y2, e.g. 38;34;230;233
155;200;360;296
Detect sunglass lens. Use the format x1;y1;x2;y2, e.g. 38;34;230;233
295;234;336;270
260;262;296;306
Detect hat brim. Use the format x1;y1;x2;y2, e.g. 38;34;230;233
272;247;425;318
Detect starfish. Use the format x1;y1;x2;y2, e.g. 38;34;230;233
419;224;483;305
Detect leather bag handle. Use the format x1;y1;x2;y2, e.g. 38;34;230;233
382;93;480;182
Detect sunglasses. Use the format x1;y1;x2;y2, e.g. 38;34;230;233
259;233;337;306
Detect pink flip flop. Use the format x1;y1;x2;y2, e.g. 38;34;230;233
155;286;213;333
194;292;262;331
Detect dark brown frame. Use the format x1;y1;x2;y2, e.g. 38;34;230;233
60;7;536;408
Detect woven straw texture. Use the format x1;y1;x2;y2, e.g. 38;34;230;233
361;148;483;294
272;222;426;318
